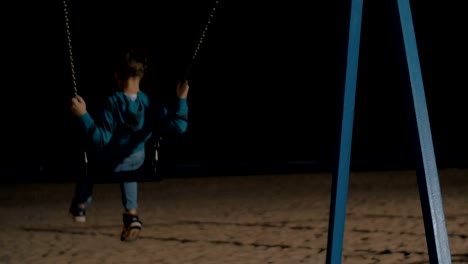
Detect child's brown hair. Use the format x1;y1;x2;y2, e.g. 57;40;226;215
112;47;147;80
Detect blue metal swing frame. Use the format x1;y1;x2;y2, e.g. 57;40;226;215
326;0;452;263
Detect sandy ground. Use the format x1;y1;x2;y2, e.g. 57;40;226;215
0;168;466;264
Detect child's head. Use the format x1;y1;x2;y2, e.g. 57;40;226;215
112;47;148;81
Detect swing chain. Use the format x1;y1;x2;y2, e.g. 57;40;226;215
184;0;220;80
62;0;78;97
62;0;87;174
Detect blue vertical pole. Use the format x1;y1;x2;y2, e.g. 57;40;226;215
396;0;452;263
326;0;363;263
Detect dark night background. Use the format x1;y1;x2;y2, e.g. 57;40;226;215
1;0;466;181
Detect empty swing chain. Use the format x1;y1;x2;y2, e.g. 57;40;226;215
62;0;78;97
184;0;220;80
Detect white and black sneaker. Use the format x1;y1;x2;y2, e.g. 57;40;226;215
121;214;142;241
69;205;86;223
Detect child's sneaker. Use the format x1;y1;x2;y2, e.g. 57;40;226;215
121;214;142;242
69;205;86;223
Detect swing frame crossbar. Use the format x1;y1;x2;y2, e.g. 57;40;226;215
326;0;451;263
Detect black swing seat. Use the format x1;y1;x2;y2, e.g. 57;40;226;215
79;139;163;184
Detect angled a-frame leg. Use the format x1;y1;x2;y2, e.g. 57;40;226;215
326;0;452;263
396;0;451;263
325;0;363;263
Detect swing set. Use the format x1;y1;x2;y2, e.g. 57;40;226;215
62;0;219;181
62;0;452;262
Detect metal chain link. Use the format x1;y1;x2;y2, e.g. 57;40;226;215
63;0;78;96
184;0;220;80
63;0;87;169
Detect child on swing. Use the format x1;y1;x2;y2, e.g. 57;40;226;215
69;47;189;241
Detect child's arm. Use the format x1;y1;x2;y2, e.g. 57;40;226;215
154;80;189;136
73;97;115;148
156;98;188;136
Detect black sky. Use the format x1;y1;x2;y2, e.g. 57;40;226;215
1;0;466;178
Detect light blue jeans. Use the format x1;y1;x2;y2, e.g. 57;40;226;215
71;151;145;212
72;181;138;212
